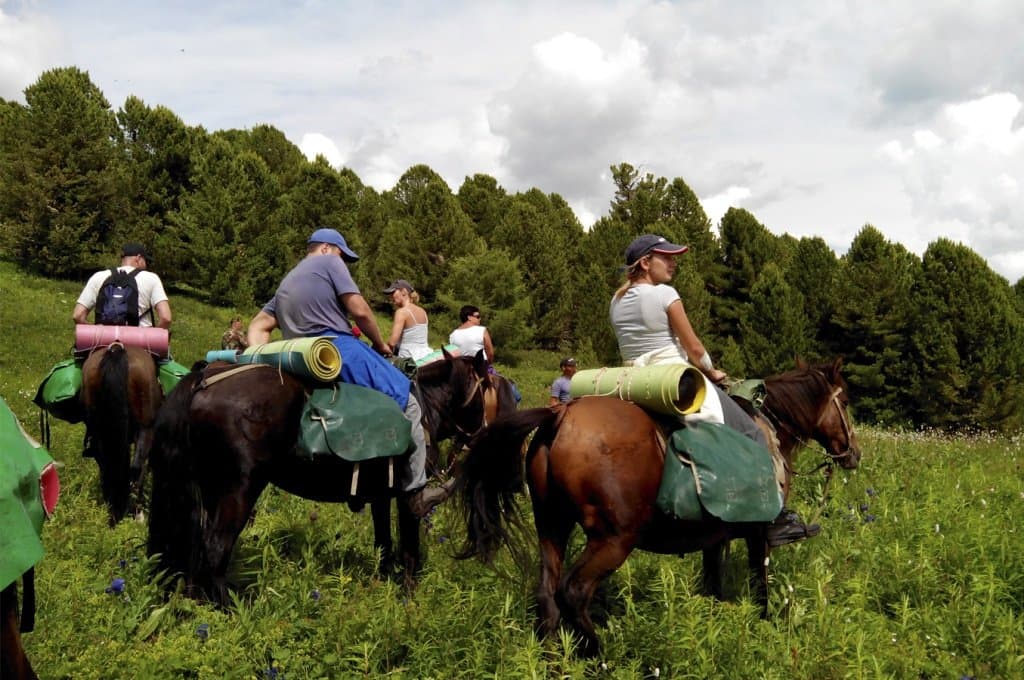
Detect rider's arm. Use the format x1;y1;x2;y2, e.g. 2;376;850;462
154;301;172;329
247;310;277;346
72;303;90;325
483;328;495;364
387;309;406;349
666;299;726;383
342;293;391;355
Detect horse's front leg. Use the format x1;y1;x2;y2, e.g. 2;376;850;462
370;498;396;580
129;427;154;521
395;495;422;591
701;542;726;601
746;531;770;618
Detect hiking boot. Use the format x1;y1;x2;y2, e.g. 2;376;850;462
407;477;457;518
766;509;820;547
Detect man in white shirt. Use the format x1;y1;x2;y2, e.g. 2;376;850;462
72;243;172;329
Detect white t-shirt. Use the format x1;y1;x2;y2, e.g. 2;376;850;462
76;266;169;328
449;325;487;360
609;283;684;362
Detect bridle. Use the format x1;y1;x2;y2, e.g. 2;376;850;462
762;369;857;472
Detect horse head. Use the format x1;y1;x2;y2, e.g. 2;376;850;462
797;356;861;469
417;350;492;443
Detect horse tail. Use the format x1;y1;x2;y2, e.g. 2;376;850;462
457;406;558;564
95;344;134;521
147;369;204;582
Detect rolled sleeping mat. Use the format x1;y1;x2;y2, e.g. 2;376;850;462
414;344;462;367
205;349;243;364
241;336;342;382
569;363;707;416
74;324;170;358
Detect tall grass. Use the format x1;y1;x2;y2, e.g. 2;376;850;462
2;262;1022;678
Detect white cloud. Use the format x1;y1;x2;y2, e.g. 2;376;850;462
883;92;1024;273
2;1;1023;281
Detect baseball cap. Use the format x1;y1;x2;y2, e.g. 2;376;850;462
383;279;414;294
624;234;688;265
122;243;151;261
560;357;577;368
308;227;359;262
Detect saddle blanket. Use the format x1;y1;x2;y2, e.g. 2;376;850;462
656;421;782;522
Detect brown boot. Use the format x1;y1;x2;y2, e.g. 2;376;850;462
407;477;457;518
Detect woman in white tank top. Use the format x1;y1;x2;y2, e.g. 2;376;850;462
384;279;434;361
448;304;495;363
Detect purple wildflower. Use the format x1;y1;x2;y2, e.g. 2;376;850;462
105;578;126;594
195;623;210;641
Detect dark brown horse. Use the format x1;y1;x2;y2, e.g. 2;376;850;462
80;343;162;524
418;350;519;478
147;353;496;605
458;358;861;656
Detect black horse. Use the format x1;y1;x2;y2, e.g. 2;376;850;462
146;353;498;604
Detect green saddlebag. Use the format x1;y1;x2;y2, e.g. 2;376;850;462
157;359;191;395
1;397;57;590
297;383;412;462
656;421;782;522
33;358;85;424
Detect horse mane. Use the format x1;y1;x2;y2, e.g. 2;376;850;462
763;358;844;434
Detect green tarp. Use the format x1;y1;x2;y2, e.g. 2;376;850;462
1;397;57;589
656;421;782;522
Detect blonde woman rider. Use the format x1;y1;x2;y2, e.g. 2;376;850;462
384;279;434;362
609;234;819;547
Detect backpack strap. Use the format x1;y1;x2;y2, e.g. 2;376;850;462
127;268;155;325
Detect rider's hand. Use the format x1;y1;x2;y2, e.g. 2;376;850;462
708;367;728;385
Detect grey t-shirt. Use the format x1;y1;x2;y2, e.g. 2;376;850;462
609;283;682;361
263;255;359;338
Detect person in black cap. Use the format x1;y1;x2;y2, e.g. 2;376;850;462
549;357;577;406
610;233;819;547
72;242;172;328
248;227;451;517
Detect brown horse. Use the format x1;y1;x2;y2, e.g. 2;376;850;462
458;358;861;656
147;353;496;605
2;573;37;680
80;343;162;525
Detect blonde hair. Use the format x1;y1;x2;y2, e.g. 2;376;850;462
613;259;647;299
408;290;421;304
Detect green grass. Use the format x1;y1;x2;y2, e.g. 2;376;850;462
2;261;1023;678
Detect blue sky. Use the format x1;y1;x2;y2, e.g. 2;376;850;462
3;0;1023;282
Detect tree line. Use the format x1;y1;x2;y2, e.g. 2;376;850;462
3;67;1023;432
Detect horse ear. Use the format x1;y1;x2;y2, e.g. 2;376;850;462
472;349;489;378
442;346;453;361
831;356;844;378
795;356;808;369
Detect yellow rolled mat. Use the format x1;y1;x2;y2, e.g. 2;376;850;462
569;363;707;416
242;337;342;382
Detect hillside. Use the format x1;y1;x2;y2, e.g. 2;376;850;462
2;261;1022;678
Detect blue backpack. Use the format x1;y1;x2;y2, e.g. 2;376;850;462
95;268;144;326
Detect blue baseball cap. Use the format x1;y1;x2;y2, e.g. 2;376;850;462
624;234;688;265
308;227;359;262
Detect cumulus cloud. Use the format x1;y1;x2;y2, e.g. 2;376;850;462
882;92;1024;281
0;7;63;100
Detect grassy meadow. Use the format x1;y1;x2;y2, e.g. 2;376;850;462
1;261;1022;679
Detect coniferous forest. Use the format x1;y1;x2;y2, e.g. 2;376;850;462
3;66;1023;432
